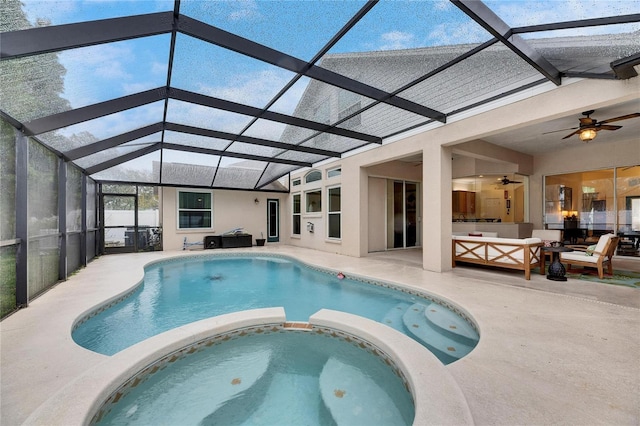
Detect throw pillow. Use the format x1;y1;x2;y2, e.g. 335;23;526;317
468;233;482;237
585;244;597;256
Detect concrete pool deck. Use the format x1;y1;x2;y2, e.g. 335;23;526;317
1;245;639;425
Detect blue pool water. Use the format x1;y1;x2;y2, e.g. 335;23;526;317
95;330;415;426
73;255;478;363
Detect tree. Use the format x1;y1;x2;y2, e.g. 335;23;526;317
0;0;71;123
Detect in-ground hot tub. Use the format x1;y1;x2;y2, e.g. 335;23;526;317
25;309;474;425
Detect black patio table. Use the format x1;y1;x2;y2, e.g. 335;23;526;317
541;246;574;281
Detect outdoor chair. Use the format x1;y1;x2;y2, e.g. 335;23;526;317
560;234;619;279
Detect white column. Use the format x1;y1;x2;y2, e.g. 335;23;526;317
422;144;453;272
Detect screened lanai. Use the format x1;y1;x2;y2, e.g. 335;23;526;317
1;0;640;317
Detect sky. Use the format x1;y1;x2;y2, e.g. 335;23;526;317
16;0;640;179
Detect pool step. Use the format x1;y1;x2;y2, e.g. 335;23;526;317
402;304;475;363
319;357;408;426
197;349;272;425
244;373;330;425
423;302;478;346
381;302;413;332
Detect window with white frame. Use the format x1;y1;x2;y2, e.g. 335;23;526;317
306;190;322;213
292;178;301;187
327;186;341;239
327;167;341;178
305;170;322;184
292;193;301;235
177;190;212;229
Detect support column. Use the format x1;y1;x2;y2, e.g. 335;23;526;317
81;173;87;266
15;130;28;307
422;144;453;272
58;159;67;280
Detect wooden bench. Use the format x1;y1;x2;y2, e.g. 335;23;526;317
452;236;543;280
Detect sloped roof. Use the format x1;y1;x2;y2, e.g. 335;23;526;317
1;0;639;191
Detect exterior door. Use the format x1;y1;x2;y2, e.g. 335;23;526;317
267;199;279;242
387;180;420;249
102;194;137;254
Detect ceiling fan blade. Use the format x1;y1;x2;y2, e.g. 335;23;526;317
599;112;640;124
542;126;578;135
562;129;581;139
598;124;622;131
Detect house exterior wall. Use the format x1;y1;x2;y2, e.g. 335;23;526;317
287;75;639;272
162;187;288;251
157;76;637;271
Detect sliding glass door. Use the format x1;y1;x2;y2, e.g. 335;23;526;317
387;180;420;249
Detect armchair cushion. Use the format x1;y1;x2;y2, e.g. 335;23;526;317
561;252;600;264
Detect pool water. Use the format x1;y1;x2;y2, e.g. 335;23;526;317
73;255;478;363
95;330;415;426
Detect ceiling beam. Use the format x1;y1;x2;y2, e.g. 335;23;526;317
176;15;446;122
168;88;381;144
65;123;164;160
165;122;340;157
611;52;640;79
511;13;640;34
162;143;311;167
85;143;160;175
23;88;167;136
0;12;174;59
452;0;562;86
562;72;617;80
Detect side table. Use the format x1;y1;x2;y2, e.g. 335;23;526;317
541;246;574;281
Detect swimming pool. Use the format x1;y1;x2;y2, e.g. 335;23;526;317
93;327;415;426
73;254;479;363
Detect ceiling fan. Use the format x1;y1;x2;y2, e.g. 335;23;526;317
499;176;522;185
545;110;640;142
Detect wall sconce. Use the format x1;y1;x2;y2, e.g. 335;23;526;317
579;128;597;142
254;198;259;204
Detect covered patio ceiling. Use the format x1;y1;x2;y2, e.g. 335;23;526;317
1;0;639;191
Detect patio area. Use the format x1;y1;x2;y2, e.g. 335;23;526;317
1;245;638;425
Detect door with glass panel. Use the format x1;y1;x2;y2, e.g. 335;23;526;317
387;181;420;249
102;194;136;254
267;199;279;242
101;185;161;254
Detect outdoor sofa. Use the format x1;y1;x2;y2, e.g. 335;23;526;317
452;235;543;280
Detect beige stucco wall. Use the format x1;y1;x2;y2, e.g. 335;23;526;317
162;188;288;251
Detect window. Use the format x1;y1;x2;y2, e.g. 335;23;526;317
306;190;322;213
328;186;341;239
305;170;322;184
292;194;301;235
292;178;301;187
178;191;212;229
327;167;341;178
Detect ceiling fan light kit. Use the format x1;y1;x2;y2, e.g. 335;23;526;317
556;110;640;141
579;128;597;142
